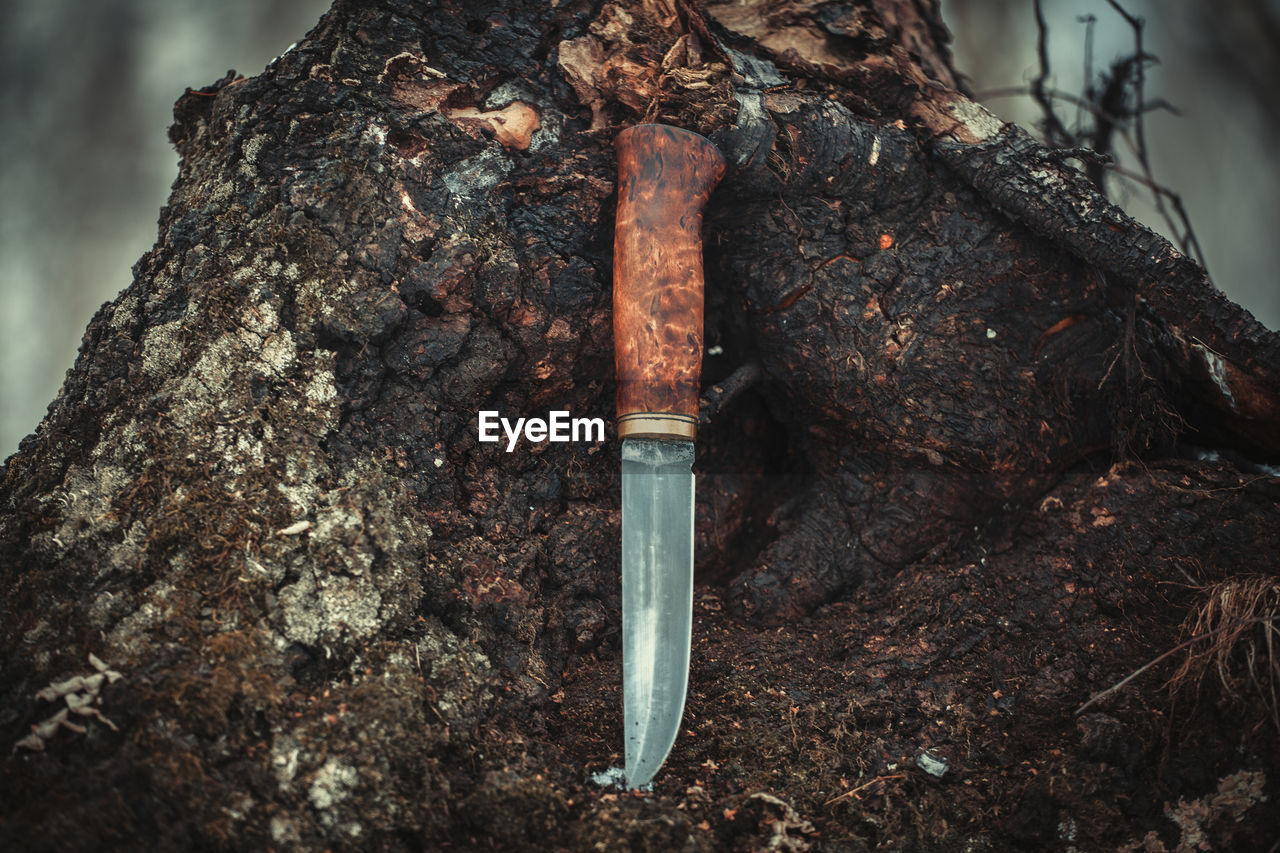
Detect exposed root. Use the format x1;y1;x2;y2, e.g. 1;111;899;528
1170;575;1280;732
1075;577;1279;719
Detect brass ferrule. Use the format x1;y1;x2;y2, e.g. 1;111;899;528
617;412;697;441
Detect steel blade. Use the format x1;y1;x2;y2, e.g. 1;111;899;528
621;437;694;788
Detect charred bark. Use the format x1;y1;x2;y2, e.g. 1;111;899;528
2;1;1278;850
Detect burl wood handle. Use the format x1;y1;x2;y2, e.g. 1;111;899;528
614;124;726;441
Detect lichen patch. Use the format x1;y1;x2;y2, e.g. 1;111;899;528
45;463;130;552
442;148;513;200
140;320;185;379
238;134;269;178
308;757;360;810
946;97;1004;143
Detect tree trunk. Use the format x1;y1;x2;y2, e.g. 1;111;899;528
3;1;1278;849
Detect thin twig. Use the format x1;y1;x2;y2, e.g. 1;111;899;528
1100;0;1210;266
1105;162;1186;205
980;2;1209;271
1168;193;1208;269
699;360;762;425
1076;615;1275;715
977;86;1179;120
1079;13;1097;133
1104;0;1147;162
1112;130;1209;268
823;774;906;807
1046;147;1113;168
1031;0;1073;147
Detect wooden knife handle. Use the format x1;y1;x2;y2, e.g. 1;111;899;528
614;124;726;441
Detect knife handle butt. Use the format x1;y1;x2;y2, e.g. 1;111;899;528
614;124;725;442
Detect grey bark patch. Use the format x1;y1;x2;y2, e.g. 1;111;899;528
443;148;512;200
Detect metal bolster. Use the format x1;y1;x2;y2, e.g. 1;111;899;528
617;412;698;441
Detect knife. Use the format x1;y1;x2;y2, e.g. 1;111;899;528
613;123;725;788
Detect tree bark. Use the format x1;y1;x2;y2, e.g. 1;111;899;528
2;1;1278;850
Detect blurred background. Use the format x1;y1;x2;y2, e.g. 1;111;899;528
0;0;331;459
948;0;1280;328
1;0;1277;459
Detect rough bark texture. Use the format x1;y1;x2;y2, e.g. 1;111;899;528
2;1;1278;850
